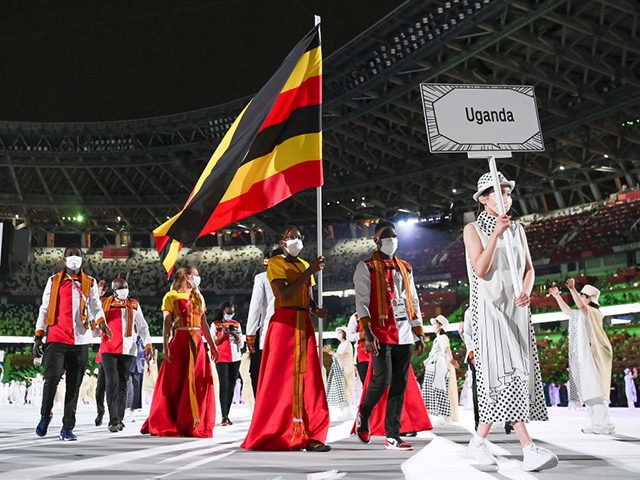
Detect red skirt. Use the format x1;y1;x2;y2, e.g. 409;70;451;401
141;329;215;437
242;308;329;450
353;364;432;435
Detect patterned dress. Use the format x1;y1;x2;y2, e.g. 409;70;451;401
422;334;451;418
465;211;548;424
326;358;348;407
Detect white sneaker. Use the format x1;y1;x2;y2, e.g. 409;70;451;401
468;438;498;465
581;425;615;435
522;444;558;472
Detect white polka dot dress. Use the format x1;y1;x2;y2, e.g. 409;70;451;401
422;334;452;418
465;212;548;424
326;359;348;407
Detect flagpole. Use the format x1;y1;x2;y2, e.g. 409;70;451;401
314;15;324;366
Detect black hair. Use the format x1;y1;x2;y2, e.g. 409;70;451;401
64;245;83;257
580;292;600;309
212;300;234;322
265;247;283;258
435;322;448;337
280;224;300;238
374;220;395;236
478;186;494;198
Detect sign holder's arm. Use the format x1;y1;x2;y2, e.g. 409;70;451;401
468;151;523;296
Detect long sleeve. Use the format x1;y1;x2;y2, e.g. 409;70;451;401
345;313;360;343
87;279;106;325
235;321;245;350
407;269;422;327
246;273;266;337
134;304;152;348
35;277;53;336
353;261;372;322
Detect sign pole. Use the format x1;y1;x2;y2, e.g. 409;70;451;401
422;82;543;299
487;154;523;296
467;151;523;296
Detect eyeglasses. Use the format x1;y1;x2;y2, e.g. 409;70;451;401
283;234;304;241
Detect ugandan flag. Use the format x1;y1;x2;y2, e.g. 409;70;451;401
153;24;323;277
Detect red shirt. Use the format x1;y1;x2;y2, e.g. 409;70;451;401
100;305;125;354
213;319;243;363
47;280;76;345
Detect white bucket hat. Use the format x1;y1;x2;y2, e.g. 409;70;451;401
335;326;348;337
580;284;601;306
430;314;449;329
473;171;516;201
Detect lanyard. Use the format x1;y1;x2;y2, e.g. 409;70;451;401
66;274;89;318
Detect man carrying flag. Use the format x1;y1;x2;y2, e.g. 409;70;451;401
153;22;323;277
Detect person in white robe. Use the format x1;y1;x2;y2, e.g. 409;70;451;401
550;280;614;434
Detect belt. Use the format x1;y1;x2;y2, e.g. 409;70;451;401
175;327;201;331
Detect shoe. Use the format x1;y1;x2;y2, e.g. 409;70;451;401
468;438;498;465
305;440;331;452
522;443;558;472
108;423;120;433
385;437;413;451
36;413;53;437
118;422;125;431
95;413;103;427
403;431;417;437
59;427;77;441
581;426;615;435
355;412;371;444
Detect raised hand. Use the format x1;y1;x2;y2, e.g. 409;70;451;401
494;214;511;236
308;256;326;274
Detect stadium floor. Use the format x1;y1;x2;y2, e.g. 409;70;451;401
1;403;639;479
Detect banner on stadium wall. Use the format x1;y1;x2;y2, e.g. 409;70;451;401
420;84;544;153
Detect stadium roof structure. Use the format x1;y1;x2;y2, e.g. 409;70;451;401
0;0;639;238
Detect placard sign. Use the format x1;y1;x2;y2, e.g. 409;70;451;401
420;84;544;153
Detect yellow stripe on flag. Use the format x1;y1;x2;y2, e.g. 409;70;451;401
281;46;322;94
219;132;321;202
162;239;182;273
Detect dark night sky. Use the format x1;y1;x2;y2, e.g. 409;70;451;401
0;1;404;123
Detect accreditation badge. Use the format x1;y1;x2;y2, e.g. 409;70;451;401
391;298;407;320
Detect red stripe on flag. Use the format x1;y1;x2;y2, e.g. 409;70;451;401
198;160;323;235
260;75;321;132
154;234;170;254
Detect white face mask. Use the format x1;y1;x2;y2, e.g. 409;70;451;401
284;238;303;257
189;275;201;289
379;237;398;257
64;255;82;271
484;189;512;214
114;288;129;300
223;313;234;320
